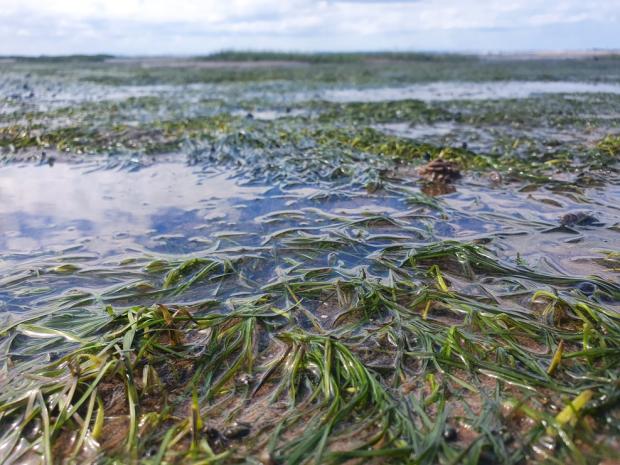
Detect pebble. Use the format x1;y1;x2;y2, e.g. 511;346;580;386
443;426;458;442
576;281;596;296
223;422;251;440
559;211;599;227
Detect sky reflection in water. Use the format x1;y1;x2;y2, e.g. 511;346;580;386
0;162;267;257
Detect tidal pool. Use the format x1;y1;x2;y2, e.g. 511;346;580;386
0;162;266;255
2;159;618;325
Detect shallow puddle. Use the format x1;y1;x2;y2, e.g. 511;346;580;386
2;159;618;321
322;80;620;102
0;162;267;256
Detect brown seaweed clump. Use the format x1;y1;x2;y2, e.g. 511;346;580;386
559;211;600;227
417;158;461;183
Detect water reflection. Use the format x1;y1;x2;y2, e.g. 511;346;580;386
0;162;266;256
0;159;618;316
322;81;620;103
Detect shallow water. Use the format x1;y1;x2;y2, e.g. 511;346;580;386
2;159;618;327
378;120;620;157
322;80;620;102
0;162;265;256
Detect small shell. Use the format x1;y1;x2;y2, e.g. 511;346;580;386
488;170;502;185
223;422;251;440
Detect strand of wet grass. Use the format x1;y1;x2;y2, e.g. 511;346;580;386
1;226;620;463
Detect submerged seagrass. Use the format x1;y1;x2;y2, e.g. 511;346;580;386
0;53;619;464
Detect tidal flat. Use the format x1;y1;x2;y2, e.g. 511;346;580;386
0;52;619;464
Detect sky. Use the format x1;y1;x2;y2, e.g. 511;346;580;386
0;0;619;55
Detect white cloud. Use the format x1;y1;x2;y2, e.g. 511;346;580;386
0;0;618;54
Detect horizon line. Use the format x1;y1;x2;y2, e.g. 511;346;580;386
2;49;620;59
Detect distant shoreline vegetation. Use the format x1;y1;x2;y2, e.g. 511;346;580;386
0;54;115;63
2;51;619;64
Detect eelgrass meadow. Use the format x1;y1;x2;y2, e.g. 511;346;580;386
0;52;619;464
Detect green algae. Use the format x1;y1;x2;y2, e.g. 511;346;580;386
0;114;237;154
597;134;620;156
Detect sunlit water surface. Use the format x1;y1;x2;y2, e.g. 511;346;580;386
1;160;618;327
